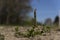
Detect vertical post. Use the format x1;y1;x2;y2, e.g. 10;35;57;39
34;9;37;27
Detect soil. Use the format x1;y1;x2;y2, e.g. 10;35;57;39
0;26;60;40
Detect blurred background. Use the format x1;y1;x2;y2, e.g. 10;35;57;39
0;0;59;26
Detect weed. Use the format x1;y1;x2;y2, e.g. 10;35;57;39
0;34;4;40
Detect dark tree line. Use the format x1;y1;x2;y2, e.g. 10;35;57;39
44;15;59;26
0;0;32;25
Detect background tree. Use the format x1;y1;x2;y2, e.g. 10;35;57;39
44;18;52;26
0;0;32;25
54;16;59;25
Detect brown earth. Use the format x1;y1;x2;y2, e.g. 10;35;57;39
0;26;60;40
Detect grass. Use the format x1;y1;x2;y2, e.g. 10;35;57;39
14;26;45;38
0;34;4;40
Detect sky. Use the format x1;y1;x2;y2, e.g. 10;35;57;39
30;0;60;23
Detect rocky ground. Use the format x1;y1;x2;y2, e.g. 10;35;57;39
0;26;60;40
